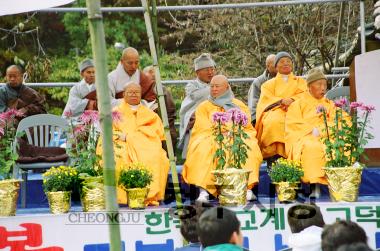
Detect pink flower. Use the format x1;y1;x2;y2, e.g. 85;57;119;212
0;109;23;120
112;111;122;123
227;108;248;126
80;110;99;124
64;110;73;118
350;102;363;110
316;105;326;113
73;124;86;136
212;112;231;125
360;105;376;113
334;98;348;108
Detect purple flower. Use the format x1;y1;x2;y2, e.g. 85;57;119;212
64;110;73;118
350;102;363;110
79;110;99;124
334;98;348;108
227;108;248;126
212;112;231;125
360;105;376;113
73;124;86;136
112;111;122;123
316;105;326;113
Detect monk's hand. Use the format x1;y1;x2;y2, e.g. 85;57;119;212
281;98;294;107
312;127;320;137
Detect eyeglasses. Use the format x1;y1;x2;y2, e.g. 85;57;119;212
126;91;141;96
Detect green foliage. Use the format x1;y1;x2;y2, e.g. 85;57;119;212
118;162;153;189
42;166;78;192
0;110;23;180
268;158;304;183
319;101;375;167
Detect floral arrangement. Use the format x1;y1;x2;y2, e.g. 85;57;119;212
212;108;250;170
65;110;104;177
0;109;23;180
268;158;304;183
317;98;375;167
118;162;153;189
42;166;78;192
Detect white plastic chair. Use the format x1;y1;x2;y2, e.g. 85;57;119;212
12;114;69;208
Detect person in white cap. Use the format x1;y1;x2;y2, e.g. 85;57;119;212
62;59;97;123
178;53;216;159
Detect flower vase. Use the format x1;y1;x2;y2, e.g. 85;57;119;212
324;166;363;202
46;191;71;214
126;187;149;209
0;179;21;216
213;169;251;206
81;176;105;212
273;182;299;202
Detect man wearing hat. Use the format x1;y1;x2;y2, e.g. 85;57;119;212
62;59;97;123
285;67;334;196
255;51;307;160
179;53;216;158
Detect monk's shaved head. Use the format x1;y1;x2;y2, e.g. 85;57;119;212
210;74;230;98
6;64;23;88
121;47;140;76
124;82;142;105
122;47;139;60
124;82;141;92
6;65;23;75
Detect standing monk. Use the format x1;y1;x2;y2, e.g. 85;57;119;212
255;52;307;160
179;53;216;159
62;59;97;123
97;83;169;206
183;75;262;202
0;65;46;120
285;68;334;193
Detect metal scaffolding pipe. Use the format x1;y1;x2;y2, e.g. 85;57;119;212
37;0;355;13
0;74;349;88
360;0;366;54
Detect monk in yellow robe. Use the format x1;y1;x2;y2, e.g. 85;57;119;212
97;83;169;205
183;75;263;202
255;52;307;159
285;68;336;188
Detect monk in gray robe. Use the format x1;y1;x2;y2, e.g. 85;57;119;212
0;65;46;120
178;53;216;158
62;59;97;123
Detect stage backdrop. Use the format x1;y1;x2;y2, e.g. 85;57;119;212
1;202;380;251
355;49;380;149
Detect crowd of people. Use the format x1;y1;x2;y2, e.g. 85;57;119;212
174;204;374;251
1;48;339;203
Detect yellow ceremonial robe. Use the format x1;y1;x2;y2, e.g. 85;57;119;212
255;73;307;158
285;92;336;184
182;99;263;196
97;102;169;204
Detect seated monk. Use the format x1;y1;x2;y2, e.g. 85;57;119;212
182;75;263;202
62;59;97;123
285;68;334;196
255;52;307;160
97;82;169;206
0;65;46;123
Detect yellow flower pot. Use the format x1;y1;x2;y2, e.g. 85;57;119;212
81;176;105;212
0;179;21;216
126;187;149;209
213;169;251;206
46;191;71;214
324;166;363;202
273;182;299;202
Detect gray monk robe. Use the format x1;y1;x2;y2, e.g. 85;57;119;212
0;83;46;116
62;79;97;123
178;78;209;158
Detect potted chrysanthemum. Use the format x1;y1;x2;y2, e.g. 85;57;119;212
268;158;304;202
318;98;375;202
43;165;78;214
118;162;153;209
211;108;251;206
0;109;23;216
